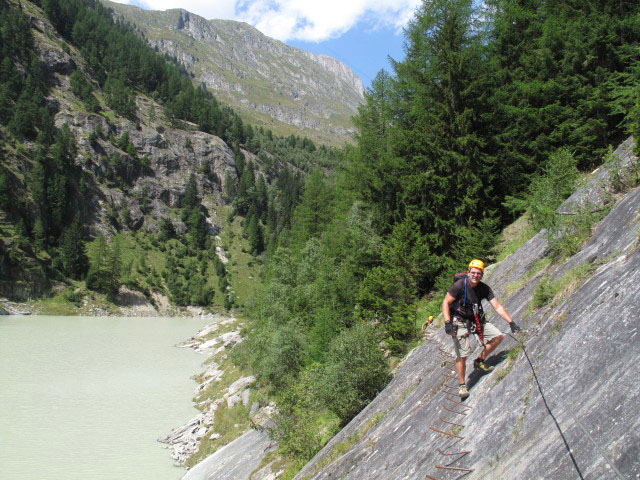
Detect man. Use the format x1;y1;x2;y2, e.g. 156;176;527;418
441;259;521;399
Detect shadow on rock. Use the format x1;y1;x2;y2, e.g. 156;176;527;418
466;350;507;390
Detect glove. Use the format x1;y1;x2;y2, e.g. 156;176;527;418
445;321;454;335
510;322;521;333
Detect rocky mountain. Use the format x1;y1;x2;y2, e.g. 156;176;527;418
0;0;309;304
181;138;640;479
103;1;364;146
14;4;236;232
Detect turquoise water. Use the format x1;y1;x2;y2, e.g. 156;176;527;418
0;315;209;480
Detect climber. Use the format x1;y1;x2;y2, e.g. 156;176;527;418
421;315;434;333
441;259;521;399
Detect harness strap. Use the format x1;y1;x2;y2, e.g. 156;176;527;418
463;278;467;306
473;309;485;345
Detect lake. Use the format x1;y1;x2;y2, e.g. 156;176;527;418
0;315;210;480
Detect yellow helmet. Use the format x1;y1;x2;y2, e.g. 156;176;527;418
468;259;485;271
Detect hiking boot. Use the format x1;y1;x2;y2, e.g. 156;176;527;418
474;358;494;373
458;384;470;399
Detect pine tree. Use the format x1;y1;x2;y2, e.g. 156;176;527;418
104;74;136;120
0;169;9;211
107;234;123;295
181;173;199;210
234;161;255;216
59;216;88;279
487;0;640;171
255;174;269;222
86;233;108;291
33;217;46;251
247;214;264;254
350;70;400;227
355;0;496;279
187;208;208;250
289;170;334;248
224;171;236;203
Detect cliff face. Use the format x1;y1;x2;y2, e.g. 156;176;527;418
103;1;364;146
0;0;250;299
54;93;238;236
289;138;639;479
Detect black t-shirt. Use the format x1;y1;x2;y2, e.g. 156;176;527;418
448;278;495;319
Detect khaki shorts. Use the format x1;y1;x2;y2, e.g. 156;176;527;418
452;318;503;359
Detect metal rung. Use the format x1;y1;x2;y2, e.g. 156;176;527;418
435;465;474;472
440;390;459;397
441;384;458;391
438;415;465;428
445;396;472;409
436;448;472;456
442;404;468;416
441;388;459;395
429;426;465;439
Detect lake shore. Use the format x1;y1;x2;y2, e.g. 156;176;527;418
0;286;222;318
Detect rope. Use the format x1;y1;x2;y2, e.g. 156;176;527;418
507;332;626;480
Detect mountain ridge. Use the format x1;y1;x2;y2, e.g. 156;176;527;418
0;0;331;308
103;1;364;146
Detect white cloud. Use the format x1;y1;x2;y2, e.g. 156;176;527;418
116;0;238;20
111;0;421;42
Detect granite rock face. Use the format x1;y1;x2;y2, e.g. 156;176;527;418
1;0;244;248
181;429;277;480
104;1;364;146
293;139;640;480
52;86;238;237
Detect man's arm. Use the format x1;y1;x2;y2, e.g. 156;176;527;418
442;293;455;323
489;297;514;324
442;293;456;335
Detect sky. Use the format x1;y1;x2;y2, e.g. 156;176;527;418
111;0;424;89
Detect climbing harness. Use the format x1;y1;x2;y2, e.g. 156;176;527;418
458;277;485;347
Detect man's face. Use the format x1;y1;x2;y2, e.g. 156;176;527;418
468;267;483;286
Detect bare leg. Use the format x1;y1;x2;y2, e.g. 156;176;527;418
456;356;467;384
477;334;504;361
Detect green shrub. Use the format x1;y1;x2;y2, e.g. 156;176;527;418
547;203;609;260
271;364;340;461
62;287;83;306
530;262;600;313
603;144;640;192
531;276;554;309
252;321;306;388
528;148;579;232
318;323;390;423
356;266;416;346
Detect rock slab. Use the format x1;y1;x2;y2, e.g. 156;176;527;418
182;429;276;480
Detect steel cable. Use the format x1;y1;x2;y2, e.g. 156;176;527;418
507;332;625;480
